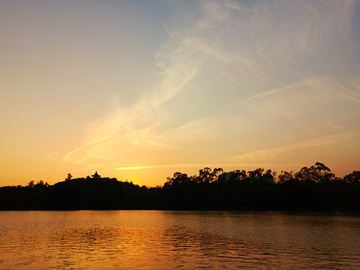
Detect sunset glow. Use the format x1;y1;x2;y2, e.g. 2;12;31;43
1;0;360;187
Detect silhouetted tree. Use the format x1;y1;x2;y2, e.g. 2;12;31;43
28;180;35;188
343;171;360;184
65;173;72;181
278;171;294;183
1;162;360;211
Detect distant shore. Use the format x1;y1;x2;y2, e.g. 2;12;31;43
1;163;360;211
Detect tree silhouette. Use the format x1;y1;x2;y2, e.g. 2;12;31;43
343;171;360;184
28;180;35;188
65;173;72;181
1;162;360;211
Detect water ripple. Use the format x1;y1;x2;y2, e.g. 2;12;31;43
0;211;360;269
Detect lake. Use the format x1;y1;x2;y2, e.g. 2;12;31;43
0;211;360;269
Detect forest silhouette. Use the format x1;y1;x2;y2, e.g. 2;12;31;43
1;162;360;211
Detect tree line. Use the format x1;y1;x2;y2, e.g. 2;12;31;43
0;162;359;211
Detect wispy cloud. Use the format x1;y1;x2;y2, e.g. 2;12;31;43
62;0;248;164
222;131;360;163
61;0;360;176
115;162;288;172
116;163;211;171
238;81;306;104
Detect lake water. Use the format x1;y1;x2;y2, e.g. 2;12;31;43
1;211;360;269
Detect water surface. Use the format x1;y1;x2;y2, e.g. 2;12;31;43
1;211;360;269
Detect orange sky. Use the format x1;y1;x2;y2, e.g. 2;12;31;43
1;0;360;187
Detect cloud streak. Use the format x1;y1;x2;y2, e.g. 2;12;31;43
61;0;360;179
223;131;360;163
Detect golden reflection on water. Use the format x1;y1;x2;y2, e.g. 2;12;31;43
0;211;360;269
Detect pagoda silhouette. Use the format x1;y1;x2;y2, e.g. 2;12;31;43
91;171;101;178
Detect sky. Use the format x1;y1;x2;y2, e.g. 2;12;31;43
1;0;360;187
